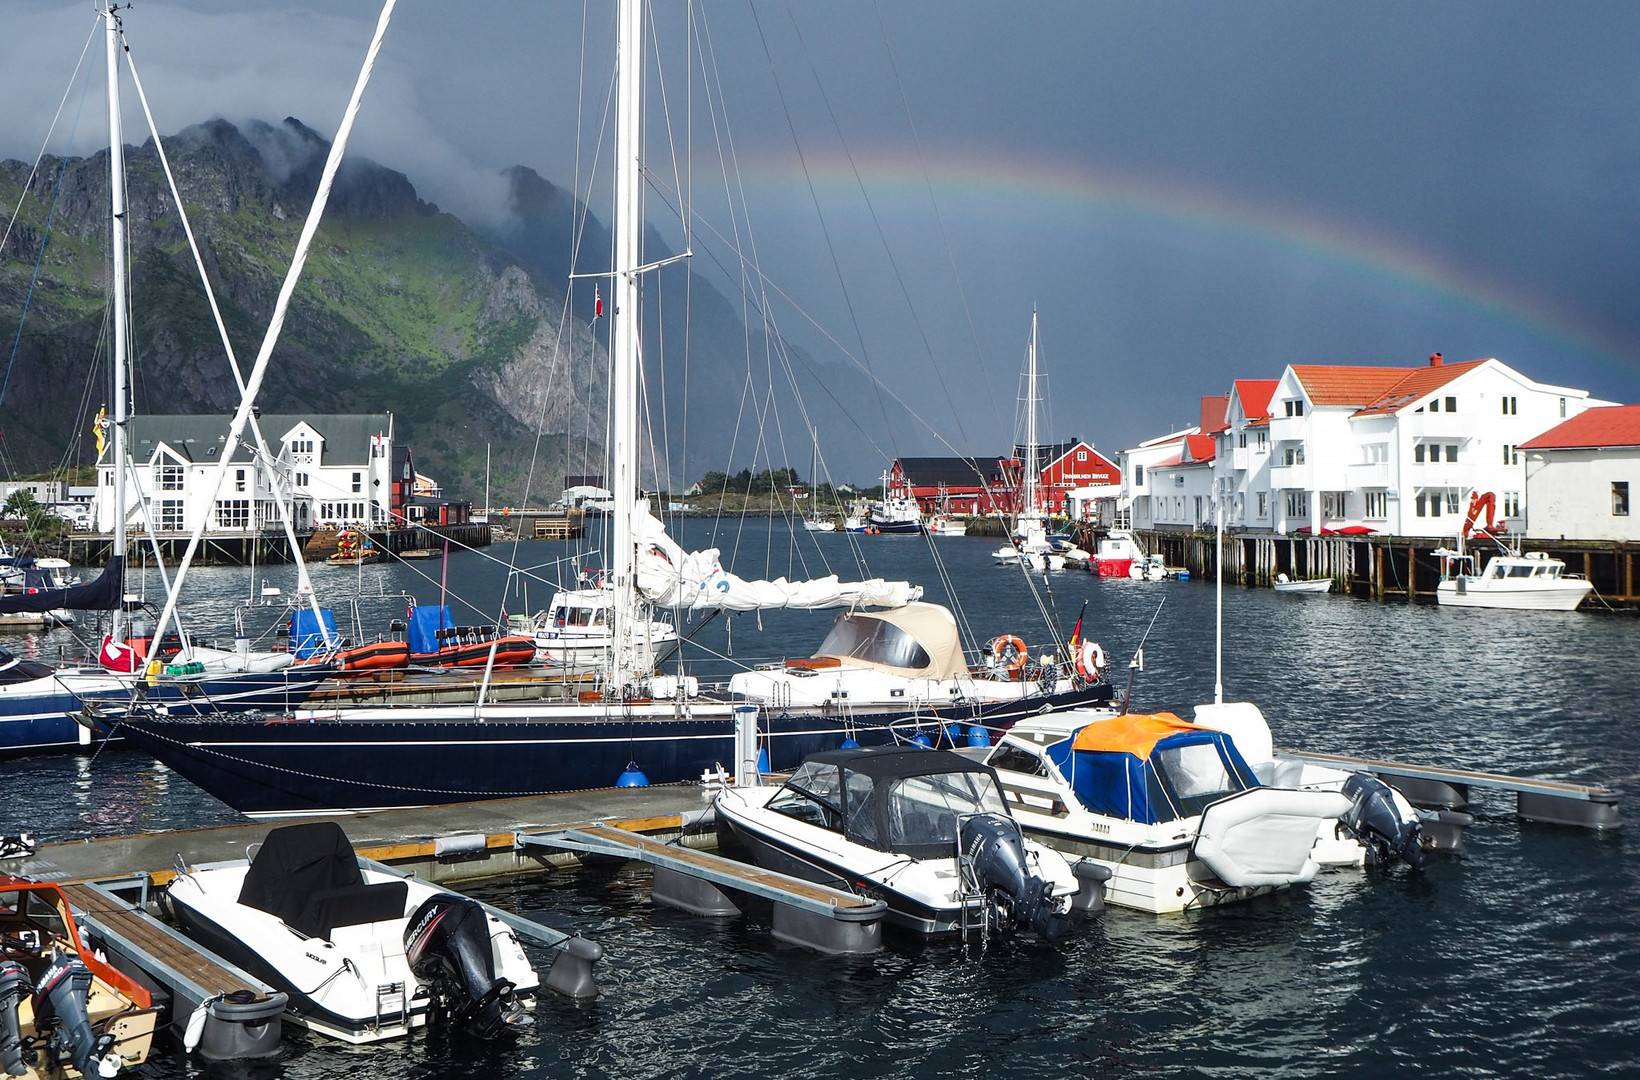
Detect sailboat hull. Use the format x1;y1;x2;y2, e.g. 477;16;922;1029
104;685;1110;817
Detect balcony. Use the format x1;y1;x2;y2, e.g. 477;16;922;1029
1269;462;1312;489
1348;461;1391;488
1268;415;1307;445
1410;462;1474;490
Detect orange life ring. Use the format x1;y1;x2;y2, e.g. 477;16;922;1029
1075;639;1106;681
988;634;1028;679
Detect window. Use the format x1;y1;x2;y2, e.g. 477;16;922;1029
1503;444;1519;466
1616;482;1631;517
156;463;183;491
158;499;184;531
1076;450;1086;462
234;468;247;493
1446;490;1460;514
1238;433;1247;449
1415;493;1426;518
215;500;250;529
352;471;363;493
1257;492;1268;519
1560;398;1567;418
1284;491;1308;518
1503;492;1521;517
1365;491;1387;519
1445;396;1457;412
1174;474;1186;487
1284;400;1305;417
1364;443;1387;463
1446;444;1459;463
1283;446;1305;466
1429;398;1440;413
1502;396;1518;415
1134;465;1145;486
1321;491;1347;518
1414;444;1426;463
1256;431;1268;451
294;472;309;487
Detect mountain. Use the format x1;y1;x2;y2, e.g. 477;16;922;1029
0;117;910;502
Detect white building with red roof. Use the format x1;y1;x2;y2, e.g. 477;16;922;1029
1257;353;1606;536
1141;397;1226;531
1519;405;1640;542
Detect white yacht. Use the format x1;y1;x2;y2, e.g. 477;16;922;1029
1435;549;1592;611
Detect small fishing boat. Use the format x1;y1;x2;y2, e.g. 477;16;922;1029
1435;549;1592;610
983;709;1428;913
715;747;1082;938
164;822;538;1044
1273;574;1333;594
398;549;441;560
0;874;159;1078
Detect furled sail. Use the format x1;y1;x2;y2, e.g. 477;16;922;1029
632;506;921;611
0;555;123;614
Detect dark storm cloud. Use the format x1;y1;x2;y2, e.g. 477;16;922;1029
3;0;1635;468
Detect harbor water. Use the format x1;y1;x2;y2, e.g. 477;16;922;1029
2;519;1636;1078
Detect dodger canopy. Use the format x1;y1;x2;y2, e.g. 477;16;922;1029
768;746;1008;860
807;602;968;680
1044;712;1262;826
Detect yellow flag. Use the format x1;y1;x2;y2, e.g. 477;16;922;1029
93;406;106;459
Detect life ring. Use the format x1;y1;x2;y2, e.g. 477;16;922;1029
1075;639;1106;681
988;634;1028;679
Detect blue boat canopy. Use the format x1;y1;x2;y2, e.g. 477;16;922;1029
408;605;453;655
289;608;340;659
1044;712;1262;825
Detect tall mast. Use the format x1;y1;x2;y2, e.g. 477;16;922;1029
104;4;128;641
609;0;642;685
1023;308;1040;518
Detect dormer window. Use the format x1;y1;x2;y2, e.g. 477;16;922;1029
1284;400;1305;417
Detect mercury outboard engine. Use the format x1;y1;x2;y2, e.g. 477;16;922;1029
959;814;1071;940
35;955;117;1079
404;895;530;1039
0;961;30;1077
1340;773;1427;869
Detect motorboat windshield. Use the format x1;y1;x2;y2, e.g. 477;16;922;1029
767;748;1008;859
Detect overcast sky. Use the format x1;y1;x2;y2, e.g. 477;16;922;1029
4;1;1637;471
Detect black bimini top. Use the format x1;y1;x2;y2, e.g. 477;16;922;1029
800;745;991;783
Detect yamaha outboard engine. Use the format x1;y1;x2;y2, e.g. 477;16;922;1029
0;961;30;1077
404;895;530;1039
35;954;117;1078
959;814;1071;940
1341;773;1427;869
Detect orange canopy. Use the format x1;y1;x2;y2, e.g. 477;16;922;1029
1068;711;1203;757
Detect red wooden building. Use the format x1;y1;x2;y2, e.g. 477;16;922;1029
889;439;1119;515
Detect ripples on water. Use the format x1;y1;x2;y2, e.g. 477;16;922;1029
1;525;1635;1077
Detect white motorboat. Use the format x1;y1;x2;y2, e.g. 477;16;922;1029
927;515;967;537
1435;549;1592;611
509;579;680;674
165;822;540;1044
1273;574;1333;594
802;516;837;533
1130;553;1168;581
715;746;1084;937
983;708;1430;913
726;601;1113;721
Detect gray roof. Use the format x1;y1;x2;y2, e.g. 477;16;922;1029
125;414;393;468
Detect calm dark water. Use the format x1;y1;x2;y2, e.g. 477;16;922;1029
2;520;1636;1078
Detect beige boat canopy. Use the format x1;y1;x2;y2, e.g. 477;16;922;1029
811;601;968;679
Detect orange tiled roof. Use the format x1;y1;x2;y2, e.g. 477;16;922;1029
1519;405;1640;450
1352;359;1490;417
1234;379;1279;421
1290;365;1419;407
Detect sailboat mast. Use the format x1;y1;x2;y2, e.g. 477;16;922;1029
609;0;642;685
104;4;128;642
1024;309;1040;517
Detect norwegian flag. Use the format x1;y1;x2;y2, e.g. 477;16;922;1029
594;285;603;320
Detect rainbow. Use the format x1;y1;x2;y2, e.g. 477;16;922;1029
733;145;1633;374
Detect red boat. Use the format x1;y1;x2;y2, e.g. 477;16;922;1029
335;640;412;671
410;628;537;669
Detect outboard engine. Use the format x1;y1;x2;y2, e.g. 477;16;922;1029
404;895;530;1039
959;814;1071;940
0;961;30;1077
34;954;117;1078
1340;774;1427;869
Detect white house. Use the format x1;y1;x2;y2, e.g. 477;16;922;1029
1519;405;1640;542
96;413;395;535
1146;397;1226;532
1122;425;1200;531
1255;355;1607;537
1210;379;1278;530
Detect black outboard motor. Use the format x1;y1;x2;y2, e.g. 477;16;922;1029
1341;773;1427;869
959;814;1071;940
35;954;116;1078
404;895;530;1039
0;960;30;1077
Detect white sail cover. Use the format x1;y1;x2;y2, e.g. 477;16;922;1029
633;505;922;611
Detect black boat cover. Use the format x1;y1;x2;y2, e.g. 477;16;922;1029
238;821;407;939
0;555;123;614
